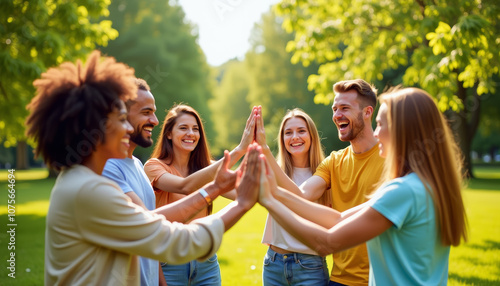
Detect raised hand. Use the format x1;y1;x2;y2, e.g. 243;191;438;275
258;153;278;207
237;107;257;152
235;143;262;211
213;150;237;195
254;106;267;147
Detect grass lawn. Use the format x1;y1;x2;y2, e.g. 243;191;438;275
0;166;499;285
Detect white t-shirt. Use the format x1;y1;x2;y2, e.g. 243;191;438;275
261;167;319;255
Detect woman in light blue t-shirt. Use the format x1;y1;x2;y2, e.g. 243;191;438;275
258;87;468;285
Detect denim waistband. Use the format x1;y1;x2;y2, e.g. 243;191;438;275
267;246;322;263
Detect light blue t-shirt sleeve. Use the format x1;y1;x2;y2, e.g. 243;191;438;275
368;179;415;229
102;160;133;194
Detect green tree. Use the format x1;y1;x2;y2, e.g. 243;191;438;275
245;10;345;154
472;84;500;160
0;0;117;169
209;60;251;156
275;0;500;177
101;0;214;161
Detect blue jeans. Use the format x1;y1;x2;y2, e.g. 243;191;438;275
263;247;329;286
161;254;221;286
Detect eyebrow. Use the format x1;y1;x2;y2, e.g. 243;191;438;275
285;127;307;131
333;103;351;108
141;107;156;112
178;123;199;127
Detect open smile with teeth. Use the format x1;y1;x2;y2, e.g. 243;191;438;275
291;142;304;147
143;127;153;135
338;121;349;130
121;138;129;144
182;139;195;144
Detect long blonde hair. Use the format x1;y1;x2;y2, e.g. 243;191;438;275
276;108;330;206
380;87;467;246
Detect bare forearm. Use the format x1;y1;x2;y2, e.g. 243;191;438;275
227;144;247;167
154;183;219;222
275;187;341;228
261;146;302;196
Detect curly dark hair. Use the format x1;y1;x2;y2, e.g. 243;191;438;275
25;50;137;171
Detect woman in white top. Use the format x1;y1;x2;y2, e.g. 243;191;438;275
261;108;331;285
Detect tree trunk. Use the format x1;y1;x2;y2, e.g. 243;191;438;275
448;82;481;179
15;140;29;170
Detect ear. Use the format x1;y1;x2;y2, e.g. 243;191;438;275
167;132;172;140
364;106;374;119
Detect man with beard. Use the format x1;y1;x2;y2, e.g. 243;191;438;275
258;79;384;286
102;78;166;286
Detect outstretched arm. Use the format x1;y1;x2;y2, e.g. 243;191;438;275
153;150;238;222
146;108;256;195
254;106;326;201
253;106;302;195
259;156;392;256
213;143;261;231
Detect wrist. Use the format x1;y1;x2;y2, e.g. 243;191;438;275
236;198;255;212
261;145;271;155
202;183;219;202
198;189;212;206
233;145;245;158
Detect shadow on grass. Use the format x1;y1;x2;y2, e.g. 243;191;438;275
449;272;500;285
466;177;500;191
454;240;500;281
466;240;500;252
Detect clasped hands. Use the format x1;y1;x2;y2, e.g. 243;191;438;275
212;106;277;211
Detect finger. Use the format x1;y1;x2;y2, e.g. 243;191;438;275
245;107;255;128
259;154;268;179
248;116;256;135
263;154;274;177
222;150;230;170
259;107;264;130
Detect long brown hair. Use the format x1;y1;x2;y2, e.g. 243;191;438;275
276;108;330;206
150;104;212;174
379;87;467;246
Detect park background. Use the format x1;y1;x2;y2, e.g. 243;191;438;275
1;0;499;284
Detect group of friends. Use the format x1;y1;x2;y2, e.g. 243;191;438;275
26;51;468;286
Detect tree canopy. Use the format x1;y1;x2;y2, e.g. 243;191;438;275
101;0;214;161
275;0;500;176
0;0;118;147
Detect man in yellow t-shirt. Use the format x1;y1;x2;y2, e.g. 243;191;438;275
260;79;384;286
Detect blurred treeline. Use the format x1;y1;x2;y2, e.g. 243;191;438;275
99;0;349;162
1;0;499;169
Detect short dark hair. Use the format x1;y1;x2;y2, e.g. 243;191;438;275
333;79;377;108
135;78;150;91
125;78;151;110
25;50;137;171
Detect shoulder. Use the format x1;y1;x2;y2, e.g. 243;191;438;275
327;146;350;157
320;146;350;165
374;174;425;202
132;156;145;167
60;166;121;199
144;158;161;168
